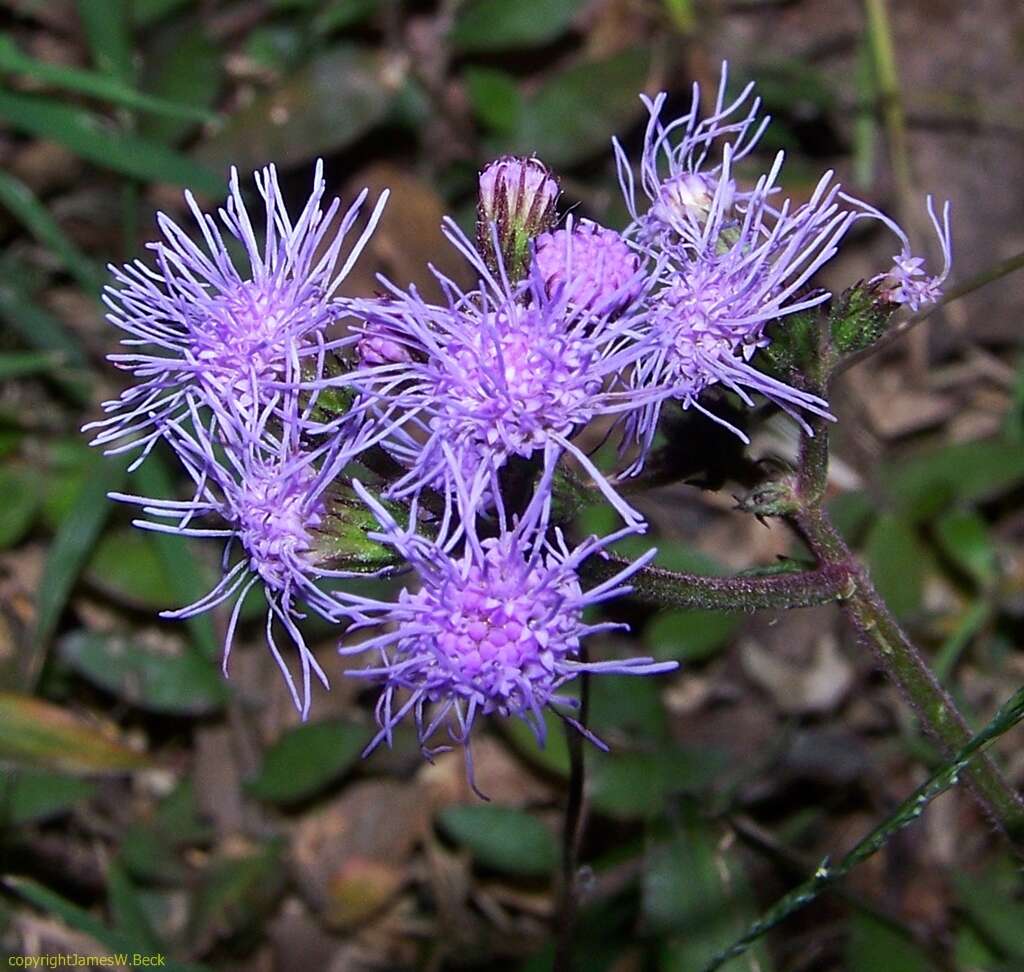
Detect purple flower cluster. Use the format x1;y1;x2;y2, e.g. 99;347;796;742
338;452;671;789
88;62;952;772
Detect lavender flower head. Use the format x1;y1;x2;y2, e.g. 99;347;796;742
339;452;676;786
533;218;643;314
847;194;953;311
85;161;388;465
112;404;387;717
339;218;657;526
614;62;769;249
619;164;849;467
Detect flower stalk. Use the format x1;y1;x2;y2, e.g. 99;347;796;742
792;359;1024;844
587;557;852;613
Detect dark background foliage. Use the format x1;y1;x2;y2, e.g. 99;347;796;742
1;1;1023;969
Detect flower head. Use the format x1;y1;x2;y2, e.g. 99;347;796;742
85;161;387;465
111;405;386;718
622;169;848;468
339;453;676;786
614;63;769;249
533;218;643;314
338;219;659;526
477;155;560;276
848;194;953;312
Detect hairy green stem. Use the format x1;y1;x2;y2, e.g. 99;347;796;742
794;416;1024;845
589;557;851;612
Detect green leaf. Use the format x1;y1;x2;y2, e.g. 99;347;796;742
451;0;588;52
0;693;148;774
138;24;222;144
464;67;523;134
133;0;194;27
649;808;771;971
437;805;557;877
3;876;208;972
120;781;213;883
829;283;895;356
59;630;228;716
952;871;1024;960
864;513;926;618
934;508;996;587
0;170;103;293
492;48;651;167
0;36;214;124
242;25;306;75
132;456;221;657
0;769;96;825
0;265;93;404
313;0;381;35
3;876;136;959
885;438;1024;524
646;608;740;663
663;0;696;32
955;924;1001;969
314;490;405;573
698;684;1024;972
0;465;40;549
85;527;176;609
33;451;126;656
589;675;667;740
828;489;875;544
579;503;723;575
187;842;286;947
107;861;163;954
0;350;66;381
40;439;96;527
0;91;222;195
846;912;932;972
196;45;394;172
245;719;367;804
589;748;726;820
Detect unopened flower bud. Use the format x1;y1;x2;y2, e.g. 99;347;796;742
477;155;560;279
652;171;734;232
533;219;642;314
357;333;412;366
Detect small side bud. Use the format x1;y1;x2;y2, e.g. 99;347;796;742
357;333;412;367
736;480;799;518
477;155;560;280
829;282;899;356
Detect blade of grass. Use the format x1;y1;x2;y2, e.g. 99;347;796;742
0;91;222;195
701;683;1024;972
0;350;66;381
0;170;104;293
0;37;215;123
26;452;127;690
77;0;134;83
0;266;93;405
2;876;210;972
